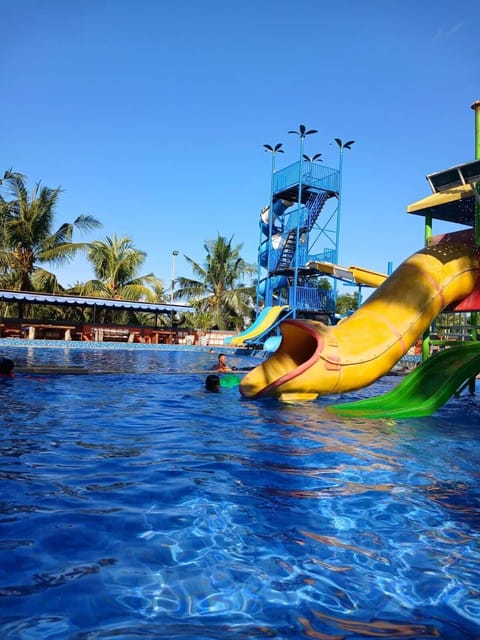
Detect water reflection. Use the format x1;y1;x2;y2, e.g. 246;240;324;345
0;347;479;638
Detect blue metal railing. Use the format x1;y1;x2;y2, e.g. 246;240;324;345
305;191;329;229
288;286;335;313
273;161;340;195
259;159;341;313
308;248;336;263
269;203;333;271
284;205;307;232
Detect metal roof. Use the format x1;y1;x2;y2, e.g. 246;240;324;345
0;289;193;313
426;159;480;193
407;159;480;225
406;183;476;225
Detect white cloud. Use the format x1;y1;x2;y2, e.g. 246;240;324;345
433;22;463;39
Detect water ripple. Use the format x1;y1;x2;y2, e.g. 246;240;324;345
0;346;479;638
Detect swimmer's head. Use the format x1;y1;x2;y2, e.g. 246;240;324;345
205;374;220;392
0;356;14;378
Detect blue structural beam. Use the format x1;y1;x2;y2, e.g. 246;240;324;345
257;157;341;322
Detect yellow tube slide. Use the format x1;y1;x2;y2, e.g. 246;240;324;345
348;265;387;288
240;241;479;401
307;261;387;287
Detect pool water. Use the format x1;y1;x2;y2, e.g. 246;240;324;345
1;346;479;639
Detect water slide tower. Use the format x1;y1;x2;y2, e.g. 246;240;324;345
258;128;353;322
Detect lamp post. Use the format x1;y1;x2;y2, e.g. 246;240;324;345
471;100;480;242
470;100;480;377
303;153;323;162
333;138;355;314
263;143;284;308
170;250;179;304
288;124;318;317
333;138;355;266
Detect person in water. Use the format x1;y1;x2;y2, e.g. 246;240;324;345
0;356;14;378
205;374;221;392
212;353;236;371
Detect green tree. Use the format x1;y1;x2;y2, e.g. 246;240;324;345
176;234;256;330
177;303;216;332
79;234;161;300
0;169;100;291
336;291;359;315
309;276;332;291
75;234;165;324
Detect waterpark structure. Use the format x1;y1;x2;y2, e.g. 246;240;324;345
239;100;480;414
229;130;389;348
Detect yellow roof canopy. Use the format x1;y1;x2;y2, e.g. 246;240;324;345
406;183;476;225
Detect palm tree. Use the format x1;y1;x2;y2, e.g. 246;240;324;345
79;234;161;299
76;234;164;324
0;169;101;291
175;234;256;330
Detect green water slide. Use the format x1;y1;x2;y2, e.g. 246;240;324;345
329;342;480;419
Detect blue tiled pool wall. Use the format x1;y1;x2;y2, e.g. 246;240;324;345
0;341;267;374
0;337;264;357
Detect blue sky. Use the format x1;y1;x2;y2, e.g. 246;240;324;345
2;0;480;297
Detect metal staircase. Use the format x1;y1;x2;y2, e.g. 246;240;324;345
305;190;330;229
273;190;331;270
276;229;297;269
257;154;342;321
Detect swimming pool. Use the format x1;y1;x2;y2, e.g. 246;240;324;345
1;345;479;639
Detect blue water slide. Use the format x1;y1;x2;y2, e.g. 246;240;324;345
258;278;267;298
270;275;288;291
257;275;288;301
259;199;292;237
259;234;285;269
